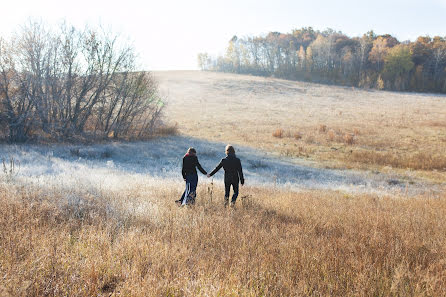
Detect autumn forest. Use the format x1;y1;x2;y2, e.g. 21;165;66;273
198;28;446;93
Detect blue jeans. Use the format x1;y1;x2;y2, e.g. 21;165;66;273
180;174;198;205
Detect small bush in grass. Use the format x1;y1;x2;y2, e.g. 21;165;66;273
294;132;302;140
318;124;327;133
344;133;354;145
156;123;179;136
305;135;315;144
353;128;360;136
327;130;336;141
272;129;284;138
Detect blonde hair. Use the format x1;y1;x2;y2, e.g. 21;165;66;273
225;145;235;155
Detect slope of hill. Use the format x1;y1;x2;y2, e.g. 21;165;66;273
1;71;445;296
156;70;446;182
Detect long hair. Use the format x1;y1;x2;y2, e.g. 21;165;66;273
225;145;235;155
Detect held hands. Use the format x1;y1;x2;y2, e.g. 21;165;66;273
206;174;211;178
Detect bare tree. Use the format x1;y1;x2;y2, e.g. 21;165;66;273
0;21;163;142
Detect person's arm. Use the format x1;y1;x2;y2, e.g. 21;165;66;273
181;157;186;180
209;160;223;177
195;157;207;175
238;159;245;185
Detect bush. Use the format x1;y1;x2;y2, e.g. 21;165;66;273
344;133;355;145
272;128;284;138
0;21;164;142
318;124;327;133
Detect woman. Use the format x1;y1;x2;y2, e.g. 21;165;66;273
177;147;207;206
207;145;244;207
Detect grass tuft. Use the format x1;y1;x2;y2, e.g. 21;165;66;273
272;128;284;138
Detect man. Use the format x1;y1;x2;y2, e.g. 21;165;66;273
208;145;244;207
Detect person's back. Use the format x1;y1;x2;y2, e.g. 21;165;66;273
220;154;243;183
177;147;207;206
182;154;205;178
208;145;244;206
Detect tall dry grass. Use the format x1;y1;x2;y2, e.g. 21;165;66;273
1;180;446;296
347;150;446;171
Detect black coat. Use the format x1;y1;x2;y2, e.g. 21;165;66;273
182;154;207;179
209;154;244;184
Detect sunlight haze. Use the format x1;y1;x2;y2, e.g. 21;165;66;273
1;0;445;70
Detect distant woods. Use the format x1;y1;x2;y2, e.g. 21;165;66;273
198;28;446;93
0;22;164;142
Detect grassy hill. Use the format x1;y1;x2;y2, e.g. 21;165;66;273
0;71;445;296
158;70;446;182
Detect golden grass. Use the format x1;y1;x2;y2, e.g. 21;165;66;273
347;150;446;171
2;181;446;296
156;71;446;180
272;129;284;138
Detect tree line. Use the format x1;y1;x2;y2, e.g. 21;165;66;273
198;28;446;93
0;22;164;142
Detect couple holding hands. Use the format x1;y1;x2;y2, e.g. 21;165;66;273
176;145;244;207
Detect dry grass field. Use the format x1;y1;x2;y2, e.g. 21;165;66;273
157;71;446;182
1;70;446;296
1;179;446;296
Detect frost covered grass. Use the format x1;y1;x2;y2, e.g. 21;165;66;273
0;136;439;198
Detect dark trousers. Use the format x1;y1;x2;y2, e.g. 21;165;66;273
224;180;239;204
180;174;198;205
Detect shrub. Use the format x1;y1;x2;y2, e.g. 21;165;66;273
305;135;315;144
272;129;284;138
318;124;327;133
344;133;354;145
156;123;179;136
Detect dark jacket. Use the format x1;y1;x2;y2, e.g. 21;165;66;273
182;154;207;179
209;153;244;184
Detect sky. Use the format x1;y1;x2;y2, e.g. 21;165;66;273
1;0;446;70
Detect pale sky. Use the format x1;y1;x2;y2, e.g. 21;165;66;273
1;0;446;70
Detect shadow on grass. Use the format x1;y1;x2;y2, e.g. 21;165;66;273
0;135;439;196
